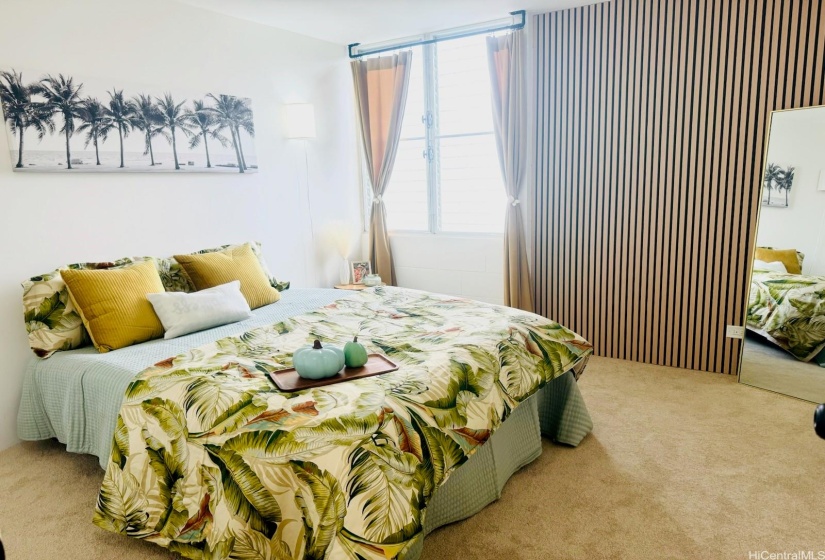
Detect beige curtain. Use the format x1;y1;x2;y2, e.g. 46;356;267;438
487;31;534;312
351;51;412;286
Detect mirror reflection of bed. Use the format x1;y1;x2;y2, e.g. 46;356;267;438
739;105;825;403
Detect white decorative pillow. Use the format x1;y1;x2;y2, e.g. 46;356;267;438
754;259;788;273
146;281;252;339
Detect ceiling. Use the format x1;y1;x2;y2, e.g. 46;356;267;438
174;0;603;46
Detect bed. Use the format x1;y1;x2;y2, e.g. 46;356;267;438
18;287;593;559
747;268;825;365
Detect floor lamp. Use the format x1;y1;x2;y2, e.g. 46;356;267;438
284;103;317;286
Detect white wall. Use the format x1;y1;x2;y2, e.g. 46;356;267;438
0;0;361;450
757;107;825;276
391;233;504;305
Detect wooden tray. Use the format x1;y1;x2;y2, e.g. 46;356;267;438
268;353;399;391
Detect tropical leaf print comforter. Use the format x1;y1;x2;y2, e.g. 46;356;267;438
93;287;592;559
748;270;825;361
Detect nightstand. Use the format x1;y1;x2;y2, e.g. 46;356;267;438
334;283;385;291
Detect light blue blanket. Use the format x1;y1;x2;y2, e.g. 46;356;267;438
17;289;347;468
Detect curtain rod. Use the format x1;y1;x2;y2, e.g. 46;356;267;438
348;10;526;59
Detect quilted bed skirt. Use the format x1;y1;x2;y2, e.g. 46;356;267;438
404;371;592;558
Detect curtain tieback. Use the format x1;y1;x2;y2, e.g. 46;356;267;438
373;195;383;205
508;195;521;207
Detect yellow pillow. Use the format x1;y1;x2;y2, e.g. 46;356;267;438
60;260;165;352
174;244;281;309
754;247;802;274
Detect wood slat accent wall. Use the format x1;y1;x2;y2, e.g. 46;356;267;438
532;0;825;374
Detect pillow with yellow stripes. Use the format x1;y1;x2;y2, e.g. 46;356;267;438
754;247;804;275
60;260;166;353
174;243;281;310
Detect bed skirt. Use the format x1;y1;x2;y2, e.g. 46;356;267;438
403;371;592;559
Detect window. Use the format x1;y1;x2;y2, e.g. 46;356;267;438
380;35;507;234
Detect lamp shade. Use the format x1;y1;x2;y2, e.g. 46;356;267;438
284;103;316;139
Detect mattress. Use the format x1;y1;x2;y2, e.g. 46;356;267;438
18;287;593;559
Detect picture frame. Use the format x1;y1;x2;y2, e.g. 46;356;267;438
761;163;795;207
1;67;258;174
350;261;371;284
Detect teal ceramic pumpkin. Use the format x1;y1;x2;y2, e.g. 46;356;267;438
293;340;345;379
344;336;369;368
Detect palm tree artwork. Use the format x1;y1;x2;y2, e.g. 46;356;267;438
129;94;165;166
38;74;84;169
206;93;255;173
0;67;258;173
77;98;113;165
187;99;225;169
234;97;255;171
763;163;781;206
156;93;195;171
762;163;796;208
104;89;134;168
779;166;795;207
0;70;54;168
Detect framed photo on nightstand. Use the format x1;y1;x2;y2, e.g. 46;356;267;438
350;261;371;284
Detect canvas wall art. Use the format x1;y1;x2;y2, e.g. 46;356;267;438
762;163;795;207
0;68;257;173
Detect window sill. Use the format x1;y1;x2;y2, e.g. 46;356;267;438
388;230;504;239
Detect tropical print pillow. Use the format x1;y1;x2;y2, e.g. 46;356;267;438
23;257;182;358
22;242;289;358
23;268;90;358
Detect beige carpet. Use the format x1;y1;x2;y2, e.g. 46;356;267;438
1;356;822;559
740;333;825;403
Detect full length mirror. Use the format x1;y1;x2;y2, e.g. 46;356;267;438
740;105;825;402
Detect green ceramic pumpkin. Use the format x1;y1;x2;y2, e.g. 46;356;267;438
344;336;369;368
293;340;345;379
